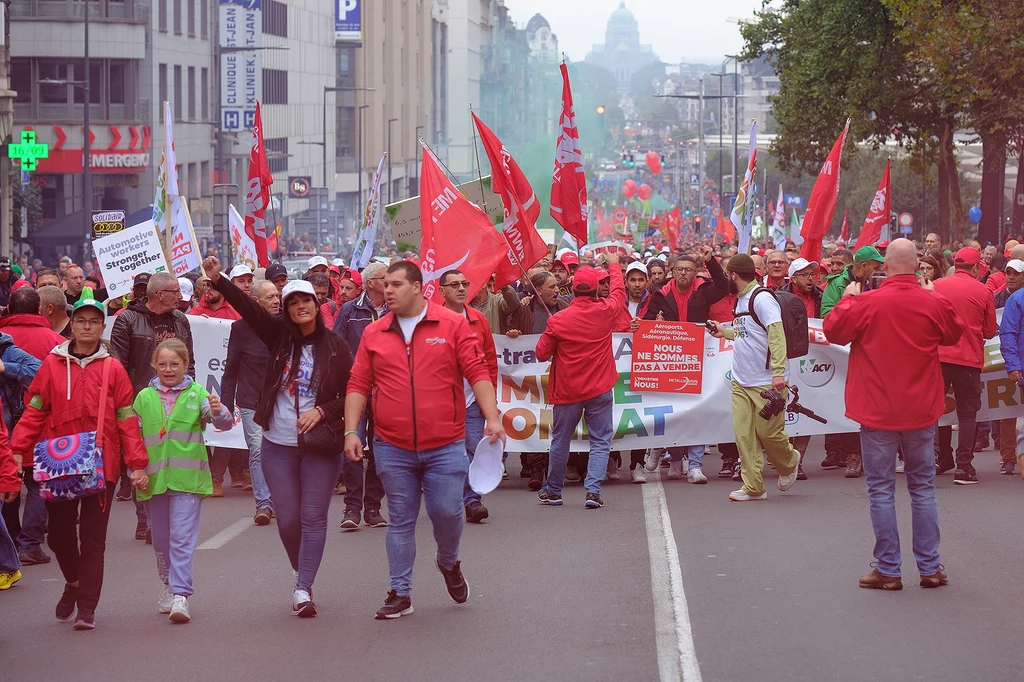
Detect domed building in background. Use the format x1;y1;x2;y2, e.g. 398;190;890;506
585;2;660;92
526;13;559;64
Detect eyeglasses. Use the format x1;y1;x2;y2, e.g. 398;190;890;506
768;260;788;266
791;272;815;279
443;281;471;289
159;289;183;298
72;318;103;328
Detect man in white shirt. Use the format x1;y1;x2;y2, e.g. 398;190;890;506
708;254;800;501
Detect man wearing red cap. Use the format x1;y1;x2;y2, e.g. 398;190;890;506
932;247;997;484
535;253;625;509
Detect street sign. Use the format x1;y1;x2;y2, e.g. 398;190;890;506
898;212;914;227
899;226;913;234
8;130;49;171
689;174;699;186
289;176;312;199
91;210;126;241
784;194;803;208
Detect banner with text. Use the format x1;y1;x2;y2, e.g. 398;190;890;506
191;316;247;449
93;222;170;297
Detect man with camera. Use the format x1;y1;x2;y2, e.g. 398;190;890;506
708;254;801;502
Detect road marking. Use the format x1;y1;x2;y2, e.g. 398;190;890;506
642;477;702;682
197;517;252;551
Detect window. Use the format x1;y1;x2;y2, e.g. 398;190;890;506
337;45;355;88
159;63;168;106
263;0;287;38
109;63;126;105
187;67;196;119
173;65;182;120
201;161;211;195
201;67;208;120
336;106;354;158
265;137;288;174
72;62;103;105
173;0;181;34
159;0;167;32
11;59;31;104
262;69;287;105
187;0;195;36
200;0;207;39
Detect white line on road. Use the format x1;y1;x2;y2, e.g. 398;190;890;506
197;517;252;551
642;477;702;682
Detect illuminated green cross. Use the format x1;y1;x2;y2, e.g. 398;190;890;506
8;131;49;172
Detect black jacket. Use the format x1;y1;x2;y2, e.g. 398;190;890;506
110;297;195;395
778;282;823;318
221;318;270;413
332;291;384;355
643;257;728;323
213;276;352;433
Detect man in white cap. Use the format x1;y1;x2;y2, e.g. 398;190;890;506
307;256;329;277
229;264;255;297
176;277;195;313
992;259;1024;475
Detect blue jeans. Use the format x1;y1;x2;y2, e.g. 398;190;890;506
0;501;19;572
342;415;385;513
373;436;467;597
463;402;485;506
260;437;342;593
860;425;941;578
668;445;706;470
547;390;614;495
17;474;47;553
147;491;202;597
240;408;272;511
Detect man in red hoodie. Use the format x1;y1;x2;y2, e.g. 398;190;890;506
824;238;963;591
932;247;997;484
535;253;626;509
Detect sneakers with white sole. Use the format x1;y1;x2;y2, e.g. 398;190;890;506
631;468;647;484
158;584;173;614
778;469;798;492
667;460;684;480
169;595;190;623
292;589;317;617
729;488;768;501
644;449;660;472
687;467;708;484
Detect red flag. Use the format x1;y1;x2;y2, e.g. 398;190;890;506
550;62;589;246
472;113;549;288
854;158;892;252
243;102;273;267
800;119;850;262
667;207;681;250
839;210;849;242
716;215;736;243
419;143;508;304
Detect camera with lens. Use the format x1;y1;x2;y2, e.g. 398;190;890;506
758;389;786;420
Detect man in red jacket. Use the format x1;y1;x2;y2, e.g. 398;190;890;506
439;268;498;525
344;261;505;621
931;247;997;484
824;238;963;591
535;253;626;509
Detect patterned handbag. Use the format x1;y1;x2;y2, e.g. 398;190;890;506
32;359;112;501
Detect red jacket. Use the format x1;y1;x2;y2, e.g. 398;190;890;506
11;342;148;481
348;301;490;451
536;266;626;404
823;275;964;431
0;314;65;361
187;300;241;320
933;270;997;369
0;409;15;493
464;306;498;386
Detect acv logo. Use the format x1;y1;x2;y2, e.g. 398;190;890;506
797;352;835;387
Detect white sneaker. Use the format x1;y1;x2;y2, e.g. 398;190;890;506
729;488;768;501
631;468;647;484
688;468;708;484
644;450;660;472
778;469;798;492
292;589;316;617
168;595;190;623
606;459;621;481
158;584;173;614
681;459;690;475
667;460;684;480
895;459;905;474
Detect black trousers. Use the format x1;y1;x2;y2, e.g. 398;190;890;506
935;363;982;472
45;486;116;612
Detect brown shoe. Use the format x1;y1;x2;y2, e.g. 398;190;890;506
859;567;902;590
241;470;253;492
919;567;948;588
229;470;245;489
211;481;224;498
845;454;863;478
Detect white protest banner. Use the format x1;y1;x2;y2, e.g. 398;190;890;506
495;320;1024;452
189;316;246;449
93;221;170;297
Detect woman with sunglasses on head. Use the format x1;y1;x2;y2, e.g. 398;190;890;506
202;256;351;619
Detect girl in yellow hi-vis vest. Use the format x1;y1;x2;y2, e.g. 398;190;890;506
135;339;233;624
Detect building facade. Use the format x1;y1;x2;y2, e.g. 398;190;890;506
585;2;659;93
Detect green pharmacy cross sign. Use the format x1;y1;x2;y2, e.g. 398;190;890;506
8;131;49;172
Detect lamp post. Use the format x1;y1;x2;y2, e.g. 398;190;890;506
357;104;370;214
414;124;424;194
320;86;375;187
387;118;398;204
710;72;725;193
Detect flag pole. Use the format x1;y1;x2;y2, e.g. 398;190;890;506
419;136;467;198
162;102;172;261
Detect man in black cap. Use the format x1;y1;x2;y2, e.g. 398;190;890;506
0;257;13;308
265;263;289;293
106;273;151;315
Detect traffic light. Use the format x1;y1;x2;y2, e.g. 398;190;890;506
628;154;635;167
621;153;628;166
660;154;666;167
684;209;691;216
694;216;702;232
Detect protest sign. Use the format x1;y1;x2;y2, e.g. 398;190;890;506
189;316;246;449
630;321;705;394
93;221;170;297
386;176;503;252
91;210;125;241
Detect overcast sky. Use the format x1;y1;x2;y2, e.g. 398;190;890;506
504;0;763;64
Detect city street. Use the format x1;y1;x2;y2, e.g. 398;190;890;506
2;439;1021;682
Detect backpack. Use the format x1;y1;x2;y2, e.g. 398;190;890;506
735;287;809;366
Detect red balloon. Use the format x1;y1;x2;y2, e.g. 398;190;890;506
622;179;637;198
646;151;662;175
637;183;652;201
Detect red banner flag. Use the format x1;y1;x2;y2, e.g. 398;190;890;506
854;158;892;252
667;207;681;250
243;101;273;268
716;215;736;243
550;62;589;246
419;143;508;304
472;113;549;289
800;119;850;262
839;210;849;243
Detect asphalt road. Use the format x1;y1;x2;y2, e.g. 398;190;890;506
1;438;1021;682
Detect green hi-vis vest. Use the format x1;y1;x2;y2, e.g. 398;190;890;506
134;383;212;502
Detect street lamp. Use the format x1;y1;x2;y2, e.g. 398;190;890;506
387;118;398;205
710;72;726;193
320;86;375;188
357;105;370;214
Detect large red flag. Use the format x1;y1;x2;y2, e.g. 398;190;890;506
550;62;589;246
472;113;549;289
854;158;892;252
667;207;681;250
839;210;849;243
419;143;508;304
244;101;273;267
716;215;736;243
800;119;850;262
